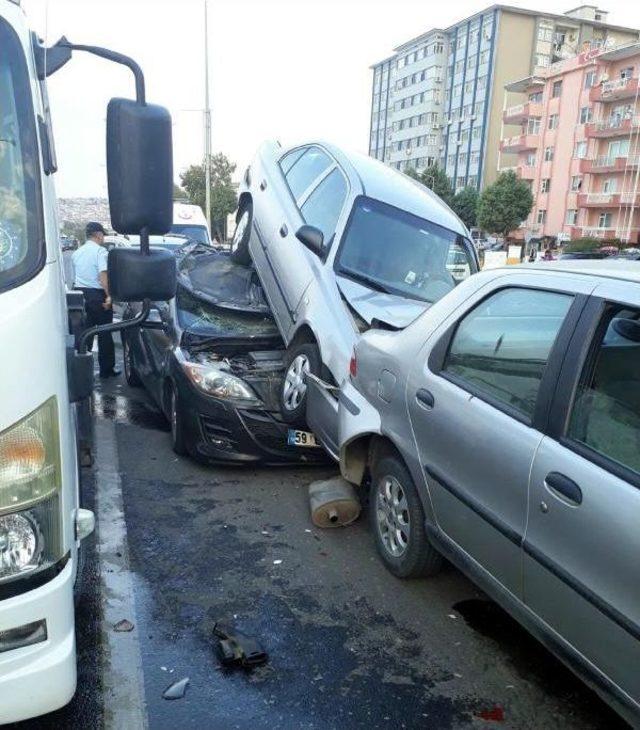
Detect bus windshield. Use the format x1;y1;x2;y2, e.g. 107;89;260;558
0;19;44;293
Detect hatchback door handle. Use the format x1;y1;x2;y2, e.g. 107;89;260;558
416;388;435;409
544;472;583;505
279;224;288;237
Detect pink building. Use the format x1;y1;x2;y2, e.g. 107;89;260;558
500;41;640;245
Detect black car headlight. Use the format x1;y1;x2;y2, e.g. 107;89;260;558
176;349;260;403
0;398;63;583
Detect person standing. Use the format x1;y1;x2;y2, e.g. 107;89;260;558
72;222;120;378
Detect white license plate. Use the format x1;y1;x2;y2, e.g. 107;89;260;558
287;429;320;448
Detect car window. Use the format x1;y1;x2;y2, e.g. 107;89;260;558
444;288;573;420
300;169;347;244
568;308;640;476
279;148;305;175
284;147;332;202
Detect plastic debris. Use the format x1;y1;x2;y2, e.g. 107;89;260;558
113;619;134;632
213;623;268;669
273;559;282;565
308;477;361;528
162;677;190;700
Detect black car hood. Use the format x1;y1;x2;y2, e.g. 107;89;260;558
177;248;271;314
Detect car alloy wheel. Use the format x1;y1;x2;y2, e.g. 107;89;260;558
170;389;178;442
375;474;411;558
282;354;310;411
124;341;132;379
231;210;249;253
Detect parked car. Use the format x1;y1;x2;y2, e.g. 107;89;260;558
337;260;640;725
559;250;608;260
121;249;327;465
231;141;479;455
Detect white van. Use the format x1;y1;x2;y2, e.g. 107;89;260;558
170;202;211;245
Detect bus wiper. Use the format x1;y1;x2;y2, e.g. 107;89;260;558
337;268;393;294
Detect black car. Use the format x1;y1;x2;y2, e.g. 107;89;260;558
121;250;327;465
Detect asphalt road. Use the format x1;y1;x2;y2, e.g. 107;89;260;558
16;344;628;729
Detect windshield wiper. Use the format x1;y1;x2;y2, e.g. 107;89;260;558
337;268;394;295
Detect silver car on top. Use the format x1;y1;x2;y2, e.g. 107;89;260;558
337;261;640;725
231;141;478;454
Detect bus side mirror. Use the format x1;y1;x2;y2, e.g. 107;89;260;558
107;98;173;235
108;248;177;302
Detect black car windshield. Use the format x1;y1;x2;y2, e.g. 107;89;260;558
0;20;44;293
335;196;476;304
170;224;210;245
176;287;279;338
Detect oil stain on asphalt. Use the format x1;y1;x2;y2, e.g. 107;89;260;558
93;391;170;432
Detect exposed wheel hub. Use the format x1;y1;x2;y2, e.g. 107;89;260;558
282;354;310;411
376;475;410;557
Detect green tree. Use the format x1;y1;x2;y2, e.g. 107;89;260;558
451;186;479;229
477;171;533;238
173;183;187;201
406;164;453;206
180;153;238;240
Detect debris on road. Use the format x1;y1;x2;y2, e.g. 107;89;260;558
309;477;361;528
213;623;269;669
113;619;135;632
162;677;190;700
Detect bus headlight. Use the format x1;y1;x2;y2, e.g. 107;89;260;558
0;398;62;584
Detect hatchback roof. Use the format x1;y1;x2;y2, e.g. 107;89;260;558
318;142;468;238
518;260;640;284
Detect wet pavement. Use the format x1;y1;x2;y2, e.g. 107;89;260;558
19;346;629;728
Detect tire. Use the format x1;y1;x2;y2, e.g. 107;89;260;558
122;334;142;387
370;453;443;579
280;342;321;427
230;202;253;266
169;384;188;455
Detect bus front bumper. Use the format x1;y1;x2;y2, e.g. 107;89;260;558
0;561;76;724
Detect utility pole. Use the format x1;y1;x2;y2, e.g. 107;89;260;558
204;0;212;235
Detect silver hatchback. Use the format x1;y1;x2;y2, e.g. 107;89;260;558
337;261;640;725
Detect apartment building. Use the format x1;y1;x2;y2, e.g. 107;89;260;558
501;41;640;244
369;5;638;192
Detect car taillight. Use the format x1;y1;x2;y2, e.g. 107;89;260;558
349;350;357;378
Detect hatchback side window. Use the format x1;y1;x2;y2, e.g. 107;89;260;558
568;308;640;476
279;148;305;175
284;147;332;202
443;288;573;420
300;168;347;244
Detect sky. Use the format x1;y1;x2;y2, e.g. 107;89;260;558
20;0;640;197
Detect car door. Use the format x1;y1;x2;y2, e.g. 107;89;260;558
254;145;336;340
407;278;585;597
524;282;640;716
139;302;173;405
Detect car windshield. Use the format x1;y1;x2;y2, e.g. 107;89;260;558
0;19;44;293
169;224;210;245
335;196;476;304
176;287;279;338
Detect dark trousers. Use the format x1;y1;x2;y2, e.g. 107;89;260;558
78;288;115;376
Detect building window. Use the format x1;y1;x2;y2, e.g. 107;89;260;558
470;151;480;164
465;80;474;94
473;127;481;139
598;212;612;228
537;26;553;42
477;76;487;90
574;141;587;158
525;152;536;166
529;91;543;103
459;152;468;165
552;80;563;98
620;66;634;81
584;70;596;89
536;54;550;68
548;114;559;130
541;178;551;193
570;175;582;191
579;107;593;124
467;57;475;70
544;146;554;162
602;177;617;193
536;209;547;224
468;175;478;187
479;50;489;64
566;209;577;225
448;154;455;166
527;118;541;134
457;176;466;189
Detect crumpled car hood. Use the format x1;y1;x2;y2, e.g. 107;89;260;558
336;275;429;329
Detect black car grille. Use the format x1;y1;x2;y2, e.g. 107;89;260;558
200;416;237;446
239;410;323;458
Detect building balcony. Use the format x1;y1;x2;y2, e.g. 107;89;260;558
589;76;640;102
585;116;640;139
578;191;640;207
500;134;540;154
502;102;544;125
499;164;536;180
579;155;640;174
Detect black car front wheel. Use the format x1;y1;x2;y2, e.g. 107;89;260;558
170;384;188;456
370;453;443;578
230;202;253;266
122;335;142;387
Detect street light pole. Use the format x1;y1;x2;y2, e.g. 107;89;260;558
204;0;212;235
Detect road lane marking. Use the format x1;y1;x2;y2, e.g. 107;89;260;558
95;419;148;729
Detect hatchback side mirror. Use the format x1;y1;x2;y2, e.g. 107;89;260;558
108;248;177;302
107;98;173;235
295;225;324;257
